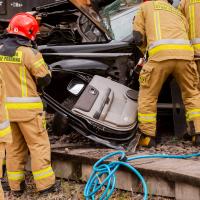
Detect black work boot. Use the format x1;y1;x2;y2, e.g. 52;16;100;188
12;181;26;197
1;177;10;191
183;132;192;141
192;135;200;146
139;134;156;148
39;180;61;196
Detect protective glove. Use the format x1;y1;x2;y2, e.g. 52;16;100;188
132;31;144;47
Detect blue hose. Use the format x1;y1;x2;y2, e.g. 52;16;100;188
84;151;200;200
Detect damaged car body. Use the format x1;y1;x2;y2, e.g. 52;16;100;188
35;0;185;150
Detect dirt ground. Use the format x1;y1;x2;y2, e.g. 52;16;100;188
4;175;174;200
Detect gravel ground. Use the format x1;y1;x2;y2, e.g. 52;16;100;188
50;133;200;160
137;136;200;161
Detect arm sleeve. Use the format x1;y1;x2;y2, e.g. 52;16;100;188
132;5;145;39
0;70;8;122
178;0;189;34
178;0;185;15
183;16;189;34
23;48;51;87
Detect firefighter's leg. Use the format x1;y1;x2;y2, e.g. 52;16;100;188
1;155;10;193
18;112;55;191
0;143;5;200
6;122;28;191
195;60;200;89
173;60;200;144
138;60;173;146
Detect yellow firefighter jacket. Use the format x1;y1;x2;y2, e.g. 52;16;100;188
133;0;194;61
0;69;12;143
0;46;51;122
179;0;200;57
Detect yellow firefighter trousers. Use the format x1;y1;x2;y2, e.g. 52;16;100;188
138;59;200;136
0;143;5;200
6;113;55;191
196;60;200;89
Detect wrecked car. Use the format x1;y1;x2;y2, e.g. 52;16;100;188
36;0;185;149
36;0;142;150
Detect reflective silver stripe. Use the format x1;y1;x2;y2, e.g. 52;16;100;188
33;166;54;180
191;38;200;44
6;97;42;103
0;120;10;130
149;39;191;50
7;171;25;181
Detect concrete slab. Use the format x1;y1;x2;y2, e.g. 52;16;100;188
175;182;200;200
51;149;200;198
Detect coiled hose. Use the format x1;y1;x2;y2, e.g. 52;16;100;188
84;151;200;200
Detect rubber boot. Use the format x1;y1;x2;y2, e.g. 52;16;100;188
139;134;156;148
192;135;200;146
39;180;61;196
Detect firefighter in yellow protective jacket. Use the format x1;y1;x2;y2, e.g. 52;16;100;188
178;0;200;84
133;0;200;147
0;70;12;200
0;13;60;197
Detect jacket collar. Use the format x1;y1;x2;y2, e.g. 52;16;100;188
155;0;169;3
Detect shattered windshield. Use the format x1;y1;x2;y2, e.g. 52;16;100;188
100;0;142;40
100;0;181;41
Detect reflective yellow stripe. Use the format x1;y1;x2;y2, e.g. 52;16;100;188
187;108;200;113
138;113;156;123
33;166;54;181
149;44;193;57
189;4;195;39
7;171;25;181
138;113;156;117
34;58;46;68
154;13;158;40
154;12;161;40
0;51;22;63
0;126;11;137
193;44;200;50
190;0;200;4
157;12;161;40
6;102;43;109
20;66;27;97
186;109;200;121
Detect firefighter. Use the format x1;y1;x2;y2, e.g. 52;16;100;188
0;13;60;196
0;70;12;199
133;0;200;147
178;0;200;86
